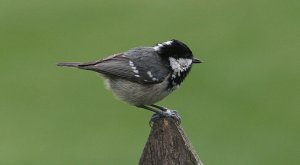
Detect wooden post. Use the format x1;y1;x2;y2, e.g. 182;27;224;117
139;118;203;165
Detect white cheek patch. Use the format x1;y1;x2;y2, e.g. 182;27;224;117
169;57;192;74
177;58;192;70
169;57;181;76
168;57;192;89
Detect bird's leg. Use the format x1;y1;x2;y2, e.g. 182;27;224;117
138;105;181;126
150;104;168;111
137;105;165;115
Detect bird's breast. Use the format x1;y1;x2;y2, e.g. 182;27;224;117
104;75;173;106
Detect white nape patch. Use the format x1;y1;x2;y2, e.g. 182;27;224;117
153;40;174;51
169;57;192;77
153;44;162;51
164;40;173;45
147;71;153;78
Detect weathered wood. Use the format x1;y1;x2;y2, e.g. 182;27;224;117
139;118;203;165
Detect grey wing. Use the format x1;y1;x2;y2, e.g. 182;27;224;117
77;48;170;84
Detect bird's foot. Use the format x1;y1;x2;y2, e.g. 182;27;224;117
149;109;181;126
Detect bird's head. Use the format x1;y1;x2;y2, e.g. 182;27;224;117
154;39;201;66
153;39;202;88
154;39;201;71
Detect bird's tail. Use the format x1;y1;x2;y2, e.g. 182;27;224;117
57;62;81;68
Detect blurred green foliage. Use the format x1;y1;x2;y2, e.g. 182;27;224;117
0;0;299;164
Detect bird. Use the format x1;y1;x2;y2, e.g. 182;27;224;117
57;39;201;123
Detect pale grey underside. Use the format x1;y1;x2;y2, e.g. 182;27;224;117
103;75;173;106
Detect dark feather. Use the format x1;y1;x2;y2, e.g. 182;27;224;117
57;62;81;67
71;48;170;84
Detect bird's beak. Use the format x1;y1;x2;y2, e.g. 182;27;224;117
192;57;202;64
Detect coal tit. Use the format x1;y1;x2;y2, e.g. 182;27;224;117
57;39;201;123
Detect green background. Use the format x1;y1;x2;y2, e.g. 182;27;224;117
1;0;299;164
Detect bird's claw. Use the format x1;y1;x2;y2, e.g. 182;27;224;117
149;109;181;126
